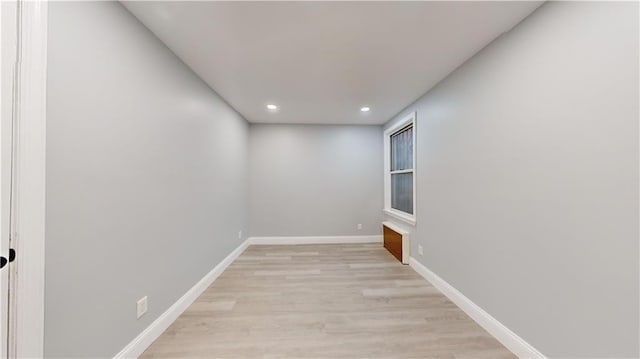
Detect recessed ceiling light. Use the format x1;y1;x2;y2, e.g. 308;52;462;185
360;107;370;112
266;104;278;110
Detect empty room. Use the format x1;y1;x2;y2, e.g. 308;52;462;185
0;0;638;358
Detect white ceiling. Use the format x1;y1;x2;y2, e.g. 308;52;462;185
123;1;542;125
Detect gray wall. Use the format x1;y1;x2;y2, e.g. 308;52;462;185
250;124;383;237
383;2;639;358
45;2;249;357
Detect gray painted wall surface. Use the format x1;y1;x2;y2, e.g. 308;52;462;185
45;2;249;357
250;124;383;237
383;2;639;357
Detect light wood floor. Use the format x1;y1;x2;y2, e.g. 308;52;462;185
142;243;515;358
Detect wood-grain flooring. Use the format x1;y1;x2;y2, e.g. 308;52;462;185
141;243;515;359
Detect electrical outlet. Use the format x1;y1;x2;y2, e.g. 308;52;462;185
137;296;148;319
238;230;242;240
418;245;424;256
357;224;362;230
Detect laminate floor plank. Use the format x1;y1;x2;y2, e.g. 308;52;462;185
141;244;515;359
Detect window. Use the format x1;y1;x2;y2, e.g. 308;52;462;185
384;112;416;225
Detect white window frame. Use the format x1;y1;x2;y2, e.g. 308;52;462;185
383;112;416;226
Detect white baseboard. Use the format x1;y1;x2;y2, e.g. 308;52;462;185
409;258;546;359
249;235;383;245
113;239;251;359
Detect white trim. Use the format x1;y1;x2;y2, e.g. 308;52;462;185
113;238;252;359
0;2;18;356
385;112;415;135
381;221;409;236
10;1;48;357
249;235;382;245
409;258;546;359
382;208;416;226
383;112;416;226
